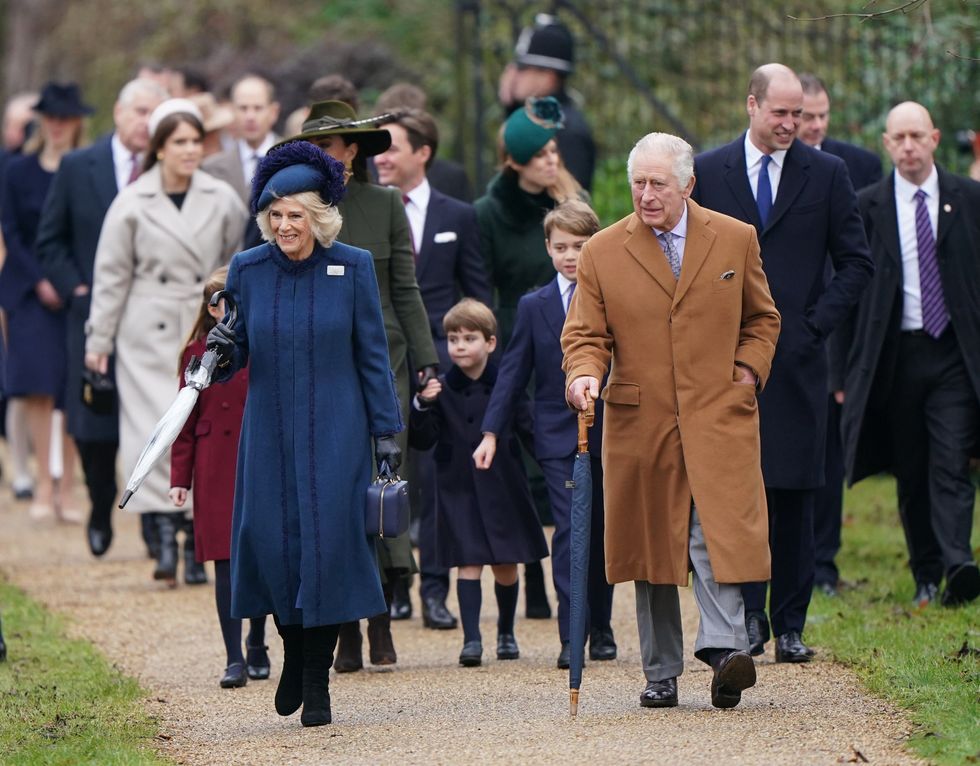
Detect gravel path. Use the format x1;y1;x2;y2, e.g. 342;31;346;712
1;497;923;765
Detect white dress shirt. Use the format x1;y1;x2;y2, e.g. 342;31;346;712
557;272;575;313
744;132;787;205
894;165;940;330
111;134;141;191
238;133;277;188
402;177;431;253
652;201;690;266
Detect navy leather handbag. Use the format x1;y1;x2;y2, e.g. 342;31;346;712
364;460;410;538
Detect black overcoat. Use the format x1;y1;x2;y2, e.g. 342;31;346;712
840;168;980;483
409;364;549;568
692;135;873;489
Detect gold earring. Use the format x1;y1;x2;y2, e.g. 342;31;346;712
342;164;353;184
157;153;163;161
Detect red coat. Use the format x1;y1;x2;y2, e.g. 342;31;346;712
170;338;248;562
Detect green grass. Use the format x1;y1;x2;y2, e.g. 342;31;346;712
0;578;169;766
807;476;980;765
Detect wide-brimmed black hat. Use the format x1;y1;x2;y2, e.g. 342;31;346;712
33;82;94;118
276;100;393;157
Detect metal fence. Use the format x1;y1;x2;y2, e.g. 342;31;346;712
452;0;979;195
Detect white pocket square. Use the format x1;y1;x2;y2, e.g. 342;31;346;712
434;231;457;243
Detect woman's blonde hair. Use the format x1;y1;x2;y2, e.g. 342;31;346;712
176;266;229;376
23;115;87;155
495;125;581;204
255;191;343;248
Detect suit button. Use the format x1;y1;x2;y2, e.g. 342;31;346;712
221;402;230;409
158;322;166;330
159;275;168;284
467;416;474;423
196;274;203;282
224;429;231;436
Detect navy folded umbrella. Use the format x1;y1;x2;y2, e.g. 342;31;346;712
569;391;595;716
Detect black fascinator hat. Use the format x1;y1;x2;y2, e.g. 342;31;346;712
250;141;347;216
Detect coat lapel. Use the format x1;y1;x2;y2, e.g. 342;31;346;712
540;277;566;341
869;173;902;270
722;136;763;231
90;135;118;211
417;191;443;280
624;214;676;299
138;167;208;266
936;167;961;251
764;141;809;235
672;200;716;308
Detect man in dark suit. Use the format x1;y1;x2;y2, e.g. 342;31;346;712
202;74;279;249
35;77;167;556
375;109;491;629
798;72;884;597
841;102;980;608
691;63;873;662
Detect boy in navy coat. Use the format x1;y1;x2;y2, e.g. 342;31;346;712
410;299;548;667
476;200;615;668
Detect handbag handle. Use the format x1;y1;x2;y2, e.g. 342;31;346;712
377;459;400;483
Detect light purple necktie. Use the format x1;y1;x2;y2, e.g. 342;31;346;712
914;189;948;338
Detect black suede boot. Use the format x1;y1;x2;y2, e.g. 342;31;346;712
333;621;363;672
181;516;207;585
368;581;396;665
301;625;339;727
153;513;179;585
273;616;304;716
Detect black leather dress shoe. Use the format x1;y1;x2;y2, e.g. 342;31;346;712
557;641;571;669
422;597;458;629
815;581;838;598
496;633;519;660
774;631;812;663
640;677;678;708
589;627;617;661
219;662;248;688
246;643;271;680
390;578;412;620
941;562;980;607
746;611;770;657
913;581;939;608
87;524;113;557
459;640;483;667
710;650;756;708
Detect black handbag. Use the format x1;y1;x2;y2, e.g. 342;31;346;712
364;460;410;538
80;368;115;415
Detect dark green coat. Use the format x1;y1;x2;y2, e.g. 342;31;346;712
337;179;437;574
474;171;557;346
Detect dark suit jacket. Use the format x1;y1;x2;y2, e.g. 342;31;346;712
482;276;602;460
841;168;980;483
35;133;119;441
416;188;491;369
692;134;873;488
201;144;265;249
821;137;883;390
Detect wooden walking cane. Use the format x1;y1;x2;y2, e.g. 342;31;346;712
570;388;595;717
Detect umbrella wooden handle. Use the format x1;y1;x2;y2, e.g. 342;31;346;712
577;390;595;454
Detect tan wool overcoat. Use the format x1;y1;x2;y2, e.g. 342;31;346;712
86;166;247;513
561;200;780;585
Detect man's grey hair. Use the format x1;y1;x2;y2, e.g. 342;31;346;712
117;78;169;107
626;132;694;188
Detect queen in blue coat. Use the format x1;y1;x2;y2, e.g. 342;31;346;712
208;142;403;727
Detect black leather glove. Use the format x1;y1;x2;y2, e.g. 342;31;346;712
375;435;402;473
206;322;237;369
417;365;438;388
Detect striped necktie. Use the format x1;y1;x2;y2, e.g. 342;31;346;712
914;189;948;338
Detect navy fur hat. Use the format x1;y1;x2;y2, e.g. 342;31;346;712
250;141;347;216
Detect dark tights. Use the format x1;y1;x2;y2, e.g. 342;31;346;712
213;559;266;666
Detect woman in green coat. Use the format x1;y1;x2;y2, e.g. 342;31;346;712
280;100;438;671
475;97;584;347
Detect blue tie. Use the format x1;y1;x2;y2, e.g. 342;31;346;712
756;154;772;227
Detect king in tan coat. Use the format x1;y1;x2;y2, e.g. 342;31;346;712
562;133;779;710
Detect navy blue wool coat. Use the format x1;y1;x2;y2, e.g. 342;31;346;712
409;364;549;568
222;240;403;628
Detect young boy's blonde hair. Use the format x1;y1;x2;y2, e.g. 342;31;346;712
443;298;497;341
543;199;601;240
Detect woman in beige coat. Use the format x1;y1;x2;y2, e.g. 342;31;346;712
85;99;246;584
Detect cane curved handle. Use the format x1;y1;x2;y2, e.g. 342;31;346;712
577;389;595;454
208;289;238;330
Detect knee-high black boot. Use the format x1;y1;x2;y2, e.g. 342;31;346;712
181;516;207;585
273;616;304;716
153;513;179;584
301;624;339;727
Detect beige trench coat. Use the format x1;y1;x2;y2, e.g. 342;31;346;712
86;165;247;513
561;200;780;585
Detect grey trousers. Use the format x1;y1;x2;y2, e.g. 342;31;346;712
635;506;748;682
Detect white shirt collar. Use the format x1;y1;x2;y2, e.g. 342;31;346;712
744;131;787;171
652;201;689;240
556;272;574;297
238;133;277;160
403;176;431;212
894;163;939;203
111;133;140;182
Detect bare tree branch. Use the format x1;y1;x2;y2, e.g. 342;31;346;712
788;0;929;22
